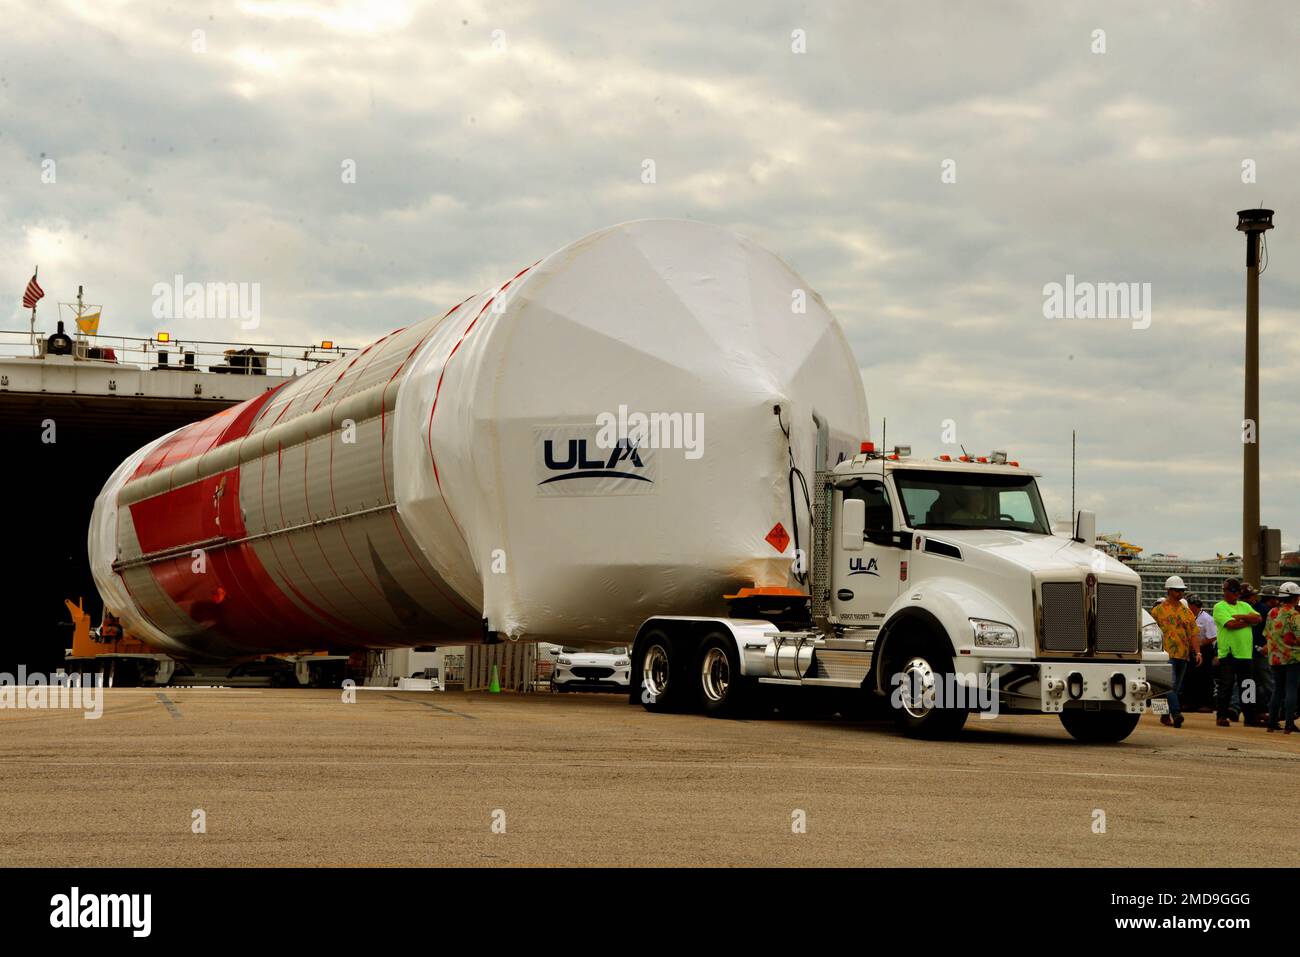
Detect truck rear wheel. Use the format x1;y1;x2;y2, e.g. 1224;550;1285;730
695;632;756;718
1059;708;1140;743
891;650;968;740
635;629;685;713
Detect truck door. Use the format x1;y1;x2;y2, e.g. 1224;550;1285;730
831;480;905;626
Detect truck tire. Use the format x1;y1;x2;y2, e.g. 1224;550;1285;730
634;629;686;713
890;648;968;739
1059;708;1141;743
695;631;757;718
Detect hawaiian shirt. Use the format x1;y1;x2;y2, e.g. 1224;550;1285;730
1265;605;1300;666
1151;600;1198;660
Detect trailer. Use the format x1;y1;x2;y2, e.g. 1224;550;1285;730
62;599;352;687
626;416;1174;743
88;220;869;661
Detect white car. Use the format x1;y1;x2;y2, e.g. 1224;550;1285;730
550;646;631;693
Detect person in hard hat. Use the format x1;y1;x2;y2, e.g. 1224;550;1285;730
1150;576;1200;727
1265;582;1300;733
1184;595;1217;712
1212;578;1263;727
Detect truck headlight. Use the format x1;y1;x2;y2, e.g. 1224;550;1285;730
558;657;572;666
970;619;1018;648
1141;623;1163;653
614;659;629;667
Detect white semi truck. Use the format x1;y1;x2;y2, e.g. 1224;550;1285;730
629;410;1173;743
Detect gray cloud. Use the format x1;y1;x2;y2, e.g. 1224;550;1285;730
2;0;1297;558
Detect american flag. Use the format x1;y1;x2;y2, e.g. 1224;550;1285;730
22;273;44;310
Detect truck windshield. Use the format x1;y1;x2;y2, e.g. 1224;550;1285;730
892;469;1051;534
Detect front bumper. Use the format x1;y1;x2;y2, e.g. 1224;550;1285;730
982;660;1174;715
552;669;630;691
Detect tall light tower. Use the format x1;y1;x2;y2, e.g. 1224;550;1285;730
1236;207;1273;585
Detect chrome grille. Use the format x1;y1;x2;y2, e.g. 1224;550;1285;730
1040;582;1087;652
1095;583;1139;653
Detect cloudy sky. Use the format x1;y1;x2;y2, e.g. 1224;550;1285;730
2;0;1297;558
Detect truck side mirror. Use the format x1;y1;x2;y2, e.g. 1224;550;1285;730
841;498;865;551
1073;509;1096;546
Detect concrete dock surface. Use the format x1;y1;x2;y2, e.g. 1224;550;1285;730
0;688;1293;867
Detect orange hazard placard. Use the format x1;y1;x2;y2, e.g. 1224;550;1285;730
765;522;790;553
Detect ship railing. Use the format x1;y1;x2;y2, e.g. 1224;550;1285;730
0;328;355;378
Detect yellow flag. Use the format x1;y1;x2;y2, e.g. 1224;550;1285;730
75;310;101;334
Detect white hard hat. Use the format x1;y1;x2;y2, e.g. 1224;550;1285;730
1164;575;1187;591
1280;581;1300;598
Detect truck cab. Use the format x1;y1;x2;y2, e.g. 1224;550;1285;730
630;436;1173;744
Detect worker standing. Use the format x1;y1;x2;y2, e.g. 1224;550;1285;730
1213;578;1263;727
1251;585;1278;717
1265;582;1300;733
1150;576;1200;727
1185;595;1217;711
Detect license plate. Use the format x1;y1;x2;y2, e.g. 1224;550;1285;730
1150;698;1170;715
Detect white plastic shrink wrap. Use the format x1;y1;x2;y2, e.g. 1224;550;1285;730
89;220;868;658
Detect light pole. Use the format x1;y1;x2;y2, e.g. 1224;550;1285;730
1236;207;1273;585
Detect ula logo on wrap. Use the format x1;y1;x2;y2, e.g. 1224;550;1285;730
534;425;657;497
848;557;879;577
540;438;651;485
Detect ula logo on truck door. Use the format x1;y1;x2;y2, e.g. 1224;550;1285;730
534;426;657;497
848;557;879;577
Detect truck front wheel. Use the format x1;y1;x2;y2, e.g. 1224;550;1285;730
891;650;968;740
1058;708;1141;743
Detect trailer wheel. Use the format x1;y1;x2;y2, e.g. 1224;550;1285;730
695;632;756;718
1059;708;1140;743
890;648;968;739
635;629;684;713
